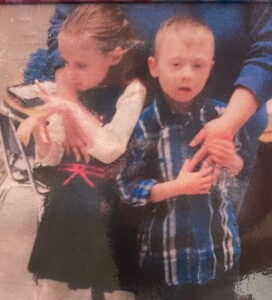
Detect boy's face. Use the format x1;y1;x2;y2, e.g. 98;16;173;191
148;27;214;111
59;33;119;91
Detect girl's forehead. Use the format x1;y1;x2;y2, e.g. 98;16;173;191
59;32;99;50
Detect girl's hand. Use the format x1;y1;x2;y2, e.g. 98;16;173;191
62;116;92;163
54;67;79;102
206;139;244;175
176;159;214;195
66;146;91;164
33;123;52;159
17;109;52;147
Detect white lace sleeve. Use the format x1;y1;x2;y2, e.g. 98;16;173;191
87;79;146;164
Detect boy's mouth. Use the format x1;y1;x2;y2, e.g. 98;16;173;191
178;87;192;93
178;87;192;92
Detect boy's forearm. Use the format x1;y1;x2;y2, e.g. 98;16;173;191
150;180;182;203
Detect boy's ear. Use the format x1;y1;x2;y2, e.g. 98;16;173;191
109;47;124;66
148;56;159;78
211;60;215;69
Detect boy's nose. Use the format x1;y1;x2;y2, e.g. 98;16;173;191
179;65;193;81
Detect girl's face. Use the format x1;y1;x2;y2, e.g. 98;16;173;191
59;33;117;91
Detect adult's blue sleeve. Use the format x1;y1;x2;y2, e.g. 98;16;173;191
235;3;272;105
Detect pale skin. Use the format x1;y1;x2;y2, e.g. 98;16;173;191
148;25;244;203
17;33;126;162
150;141;243;203
189;80;258;168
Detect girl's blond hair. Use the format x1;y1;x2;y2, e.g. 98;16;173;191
61;4;145;85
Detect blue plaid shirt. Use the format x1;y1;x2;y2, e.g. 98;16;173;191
117;93;252;286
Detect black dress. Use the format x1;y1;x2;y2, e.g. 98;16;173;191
28;86;123;293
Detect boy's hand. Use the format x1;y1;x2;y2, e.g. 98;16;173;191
206;139;243;175
150;159;214;203
177;159;214;195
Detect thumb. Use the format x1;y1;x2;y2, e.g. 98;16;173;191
189;128;206;147
181;159;192;172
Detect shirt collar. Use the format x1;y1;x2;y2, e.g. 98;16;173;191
153;86;207;128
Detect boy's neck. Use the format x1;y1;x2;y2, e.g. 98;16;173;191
164;94;194;114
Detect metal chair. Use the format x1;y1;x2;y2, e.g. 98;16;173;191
0;90;49;196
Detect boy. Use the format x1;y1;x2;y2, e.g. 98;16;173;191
117;16;251;299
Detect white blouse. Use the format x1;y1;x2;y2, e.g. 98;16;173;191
36;79;146;166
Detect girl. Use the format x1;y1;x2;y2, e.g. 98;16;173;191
19;4;146;300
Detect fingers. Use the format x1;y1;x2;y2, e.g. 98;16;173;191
199;166;214;177
189;128;206;147
38;121;50;144
70;146;91;163
17;115;42;146
64;134;90;163
189;145;208;169
72;147;81;162
79;146;91;164
33;125;52;159
212;165;222;185
208;140;235;155
17;121;32;146
35;80;51;103
200;186;211;194
181;159;191;172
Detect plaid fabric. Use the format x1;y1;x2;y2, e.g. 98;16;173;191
117;93;252;286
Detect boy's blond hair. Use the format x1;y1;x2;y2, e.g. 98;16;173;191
154;16;215;57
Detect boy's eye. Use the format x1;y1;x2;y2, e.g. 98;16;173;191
193;63;203;69
171;63;180;69
75;62;88;69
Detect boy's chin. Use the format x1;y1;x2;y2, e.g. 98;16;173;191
166;95;194;113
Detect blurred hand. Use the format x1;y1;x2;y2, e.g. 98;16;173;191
177;159;214;195
189;116;236;168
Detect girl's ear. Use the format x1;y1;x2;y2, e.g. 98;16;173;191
148;56;159;78
109;47;125;65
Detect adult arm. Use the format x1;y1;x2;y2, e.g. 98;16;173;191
190;3;272;164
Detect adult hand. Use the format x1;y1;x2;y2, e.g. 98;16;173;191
205;139;243;176
189;116;236;168
190;87;258;169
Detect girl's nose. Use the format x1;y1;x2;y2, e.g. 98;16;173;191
66;66;78;81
